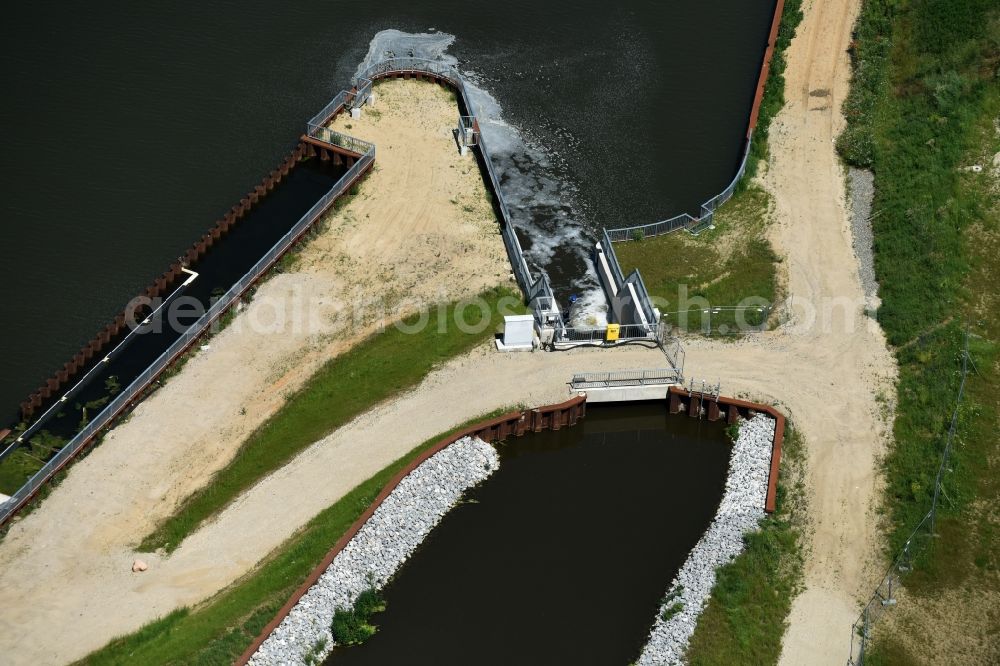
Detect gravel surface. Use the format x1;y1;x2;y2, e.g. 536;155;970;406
848;167;879;301
248;436;498;666
637;414;776;665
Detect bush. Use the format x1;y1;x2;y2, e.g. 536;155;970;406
330;587;385;646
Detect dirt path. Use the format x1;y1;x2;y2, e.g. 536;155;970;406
0;78;511;666
682;0;897;662
0;7;891;662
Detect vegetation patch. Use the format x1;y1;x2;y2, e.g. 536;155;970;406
837;0;1000;660
685;426;806;665
613;186;779;335
140;286;523;553
78;408;517;666
330;587;386;646
745;0;804;179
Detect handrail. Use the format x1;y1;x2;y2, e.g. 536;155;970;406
305;125;374;156
0;148;375;526
605;135;753;243
351;57;562;330
1;55;556;525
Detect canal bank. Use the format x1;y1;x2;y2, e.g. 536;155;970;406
238;395;784;665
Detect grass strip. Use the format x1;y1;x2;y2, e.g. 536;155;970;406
614;186;779;333
78;406;518;666
140;286;523;554
837;0;1000;660
839;0;999;563
685;427;805;665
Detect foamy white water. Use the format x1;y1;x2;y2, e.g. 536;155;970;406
355;29;607;326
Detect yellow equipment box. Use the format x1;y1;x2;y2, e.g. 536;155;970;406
606;324;620;342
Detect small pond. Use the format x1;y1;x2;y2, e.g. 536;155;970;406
326;401;731;665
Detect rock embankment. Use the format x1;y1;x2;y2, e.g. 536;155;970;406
637;413;776;665
248;436;498;665
848;167;878;302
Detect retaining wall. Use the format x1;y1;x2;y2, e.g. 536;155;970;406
235;395;586;665
16;142;323;422
667;386;785;513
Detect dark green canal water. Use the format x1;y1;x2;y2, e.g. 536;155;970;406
325;402;730;665
0;1;776;422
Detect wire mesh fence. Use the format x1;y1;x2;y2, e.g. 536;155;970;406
660;305;772;336
847;331;971;666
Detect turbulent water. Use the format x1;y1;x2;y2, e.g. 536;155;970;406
0;1;776;422
355;29;607;323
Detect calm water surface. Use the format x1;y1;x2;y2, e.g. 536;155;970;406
0;1;776;420
325;403;730;665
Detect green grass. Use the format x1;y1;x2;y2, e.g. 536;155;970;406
330;587;385;646
837;0;1000;660
613;186;779;334
745;0;804;179
0;430;66;495
140;286;524;554
78;407;516;666
841;0;999;556
685;426;805;665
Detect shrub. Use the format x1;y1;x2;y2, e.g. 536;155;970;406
330;587;385;646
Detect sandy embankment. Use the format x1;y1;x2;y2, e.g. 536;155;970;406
0;4;894;663
0;78;511;665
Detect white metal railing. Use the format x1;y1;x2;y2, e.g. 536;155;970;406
350;58;557;318
458;116;478;147
604;136;754;242
0;145;375;525
570;368;682;390
553;323;658;346
305;125;374;155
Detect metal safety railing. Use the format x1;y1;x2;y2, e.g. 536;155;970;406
847;332;971;666
600;229;626;289
553;323;658;346
458;116;478;147
570;368;682;390
604;136;753;242
305;125;374;155
0;144;375;525
349;57;562;332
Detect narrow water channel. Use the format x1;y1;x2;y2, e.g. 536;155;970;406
325;402;730;665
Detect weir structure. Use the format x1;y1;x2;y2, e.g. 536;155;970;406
0;57;578;528
2;0;786;523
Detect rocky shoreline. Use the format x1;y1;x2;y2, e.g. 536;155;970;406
637;413;776;665
247;436;499;666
